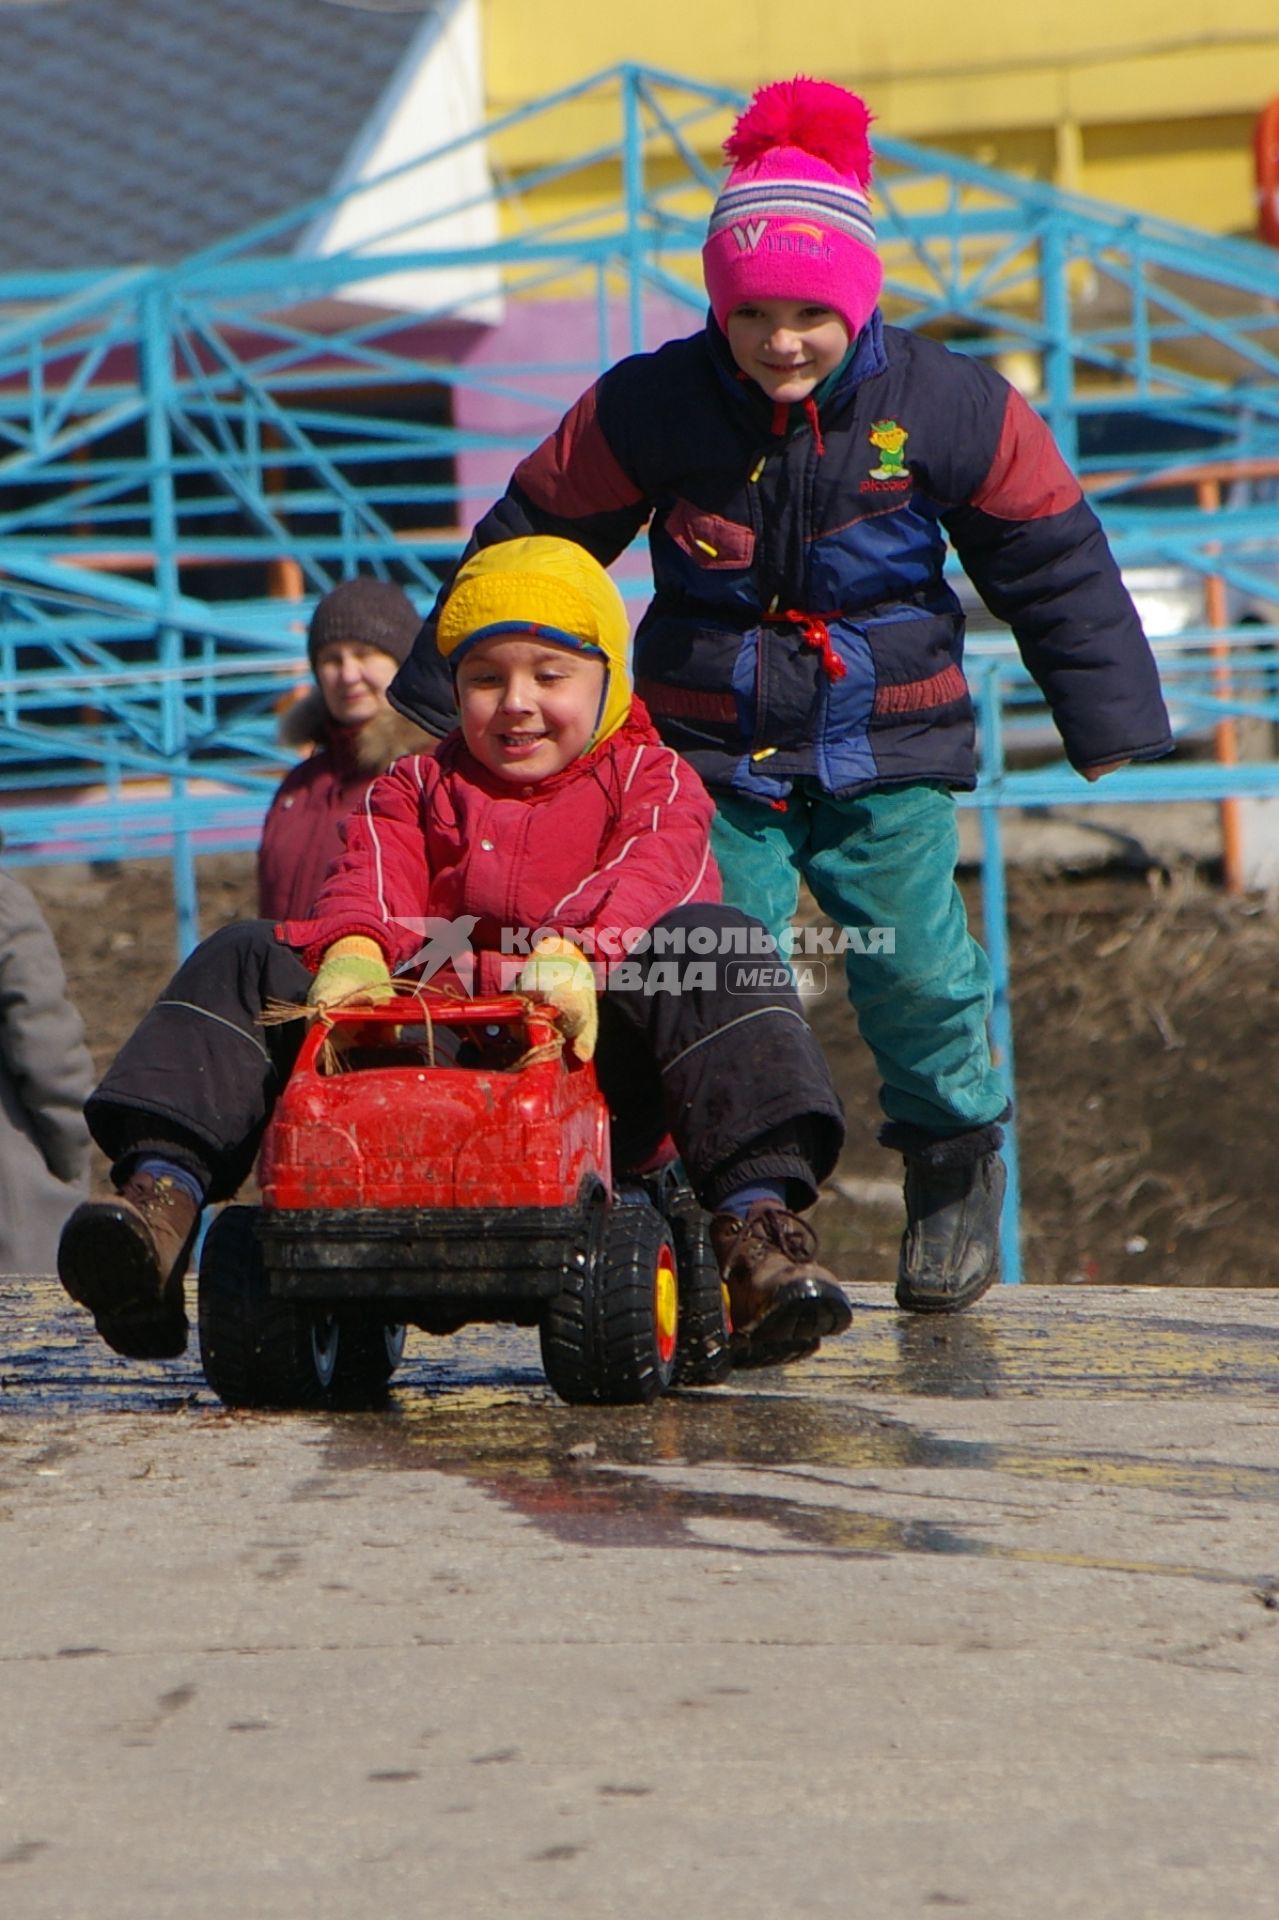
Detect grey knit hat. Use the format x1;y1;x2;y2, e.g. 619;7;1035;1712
306;577;422;669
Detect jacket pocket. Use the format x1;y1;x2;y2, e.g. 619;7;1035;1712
664;498;755;570
864;610;970;729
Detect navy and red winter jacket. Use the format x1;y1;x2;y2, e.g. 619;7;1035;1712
391;313;1172;802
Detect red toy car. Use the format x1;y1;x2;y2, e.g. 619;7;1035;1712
196;993;730;1408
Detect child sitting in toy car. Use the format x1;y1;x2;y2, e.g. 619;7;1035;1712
58;538;852;1371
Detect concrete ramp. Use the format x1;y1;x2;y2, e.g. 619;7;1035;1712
2;1279;1276;1917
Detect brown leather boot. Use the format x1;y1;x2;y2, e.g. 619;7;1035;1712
710;1202;852;1369
58;1169;201;1360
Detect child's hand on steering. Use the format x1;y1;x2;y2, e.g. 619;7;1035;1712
307;936;395;1015
517;935;598;1061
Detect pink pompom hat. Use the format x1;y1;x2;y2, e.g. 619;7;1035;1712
702;77;883;340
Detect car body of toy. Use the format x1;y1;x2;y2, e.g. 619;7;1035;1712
196;995;730;1409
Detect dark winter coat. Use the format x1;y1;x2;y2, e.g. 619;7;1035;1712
277;702;720;990
257;695;437;921
391;313;1173;803
0;871;93;1273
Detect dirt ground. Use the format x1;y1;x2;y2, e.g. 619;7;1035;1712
22;848;1279;1292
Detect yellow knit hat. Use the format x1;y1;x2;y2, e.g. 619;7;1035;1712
437;536;633;750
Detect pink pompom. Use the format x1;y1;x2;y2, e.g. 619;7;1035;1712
724;76;874;183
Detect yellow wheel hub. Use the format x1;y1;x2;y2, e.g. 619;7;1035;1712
655;1249;678;1365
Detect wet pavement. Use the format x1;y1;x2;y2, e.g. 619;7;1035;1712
3;1279;1278;1918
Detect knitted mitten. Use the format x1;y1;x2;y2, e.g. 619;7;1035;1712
517;935;598;1062
307;935;394;1013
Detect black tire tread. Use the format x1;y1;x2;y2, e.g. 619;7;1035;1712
330;1320;407;1402
540;1202;675;1407
665;1188;732;1388
198;1206;332;1410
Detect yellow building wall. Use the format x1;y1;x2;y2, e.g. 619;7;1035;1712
479;0;1279;240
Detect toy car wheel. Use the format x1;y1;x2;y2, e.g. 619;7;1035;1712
330;1320;408;1403
664;1187;732;1388
540;1200;678;1406
198;1205;340;1410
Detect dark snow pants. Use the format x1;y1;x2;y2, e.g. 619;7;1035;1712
85;909;845;1212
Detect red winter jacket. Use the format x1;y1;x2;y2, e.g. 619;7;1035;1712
276;700;721;989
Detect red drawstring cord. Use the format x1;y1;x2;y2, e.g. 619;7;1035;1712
765;396;824;454
764;609;847;681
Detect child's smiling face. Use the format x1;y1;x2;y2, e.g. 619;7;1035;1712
725;299;851;404
455;634;606;784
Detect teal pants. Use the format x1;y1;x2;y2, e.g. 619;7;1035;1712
710;781;1008;1135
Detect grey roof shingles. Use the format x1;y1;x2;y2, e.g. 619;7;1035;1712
0;0;443;273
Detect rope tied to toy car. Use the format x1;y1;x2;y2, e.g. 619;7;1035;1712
259;980;575;1076
260;978;459;1075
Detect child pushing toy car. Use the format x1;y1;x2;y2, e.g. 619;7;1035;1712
390;77;1174;1316
59;538;852;1374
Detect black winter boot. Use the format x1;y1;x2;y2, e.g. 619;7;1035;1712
881;1120;1006;1315
58;1168;201;1359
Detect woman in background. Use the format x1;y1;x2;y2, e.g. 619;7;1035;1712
257;577;435;921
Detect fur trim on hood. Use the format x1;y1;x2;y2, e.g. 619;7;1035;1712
277;687;438;772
